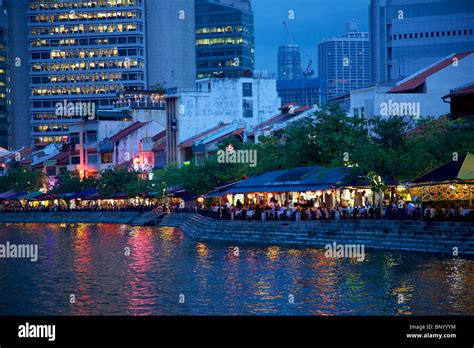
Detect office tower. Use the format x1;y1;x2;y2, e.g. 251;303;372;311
7;0;29;149
277;45;303;80
195;0;255;79
27;0;146;147
370;0;474;83
145;0;196;90
318;21;371;102
0;0;8;148
276;78;322;107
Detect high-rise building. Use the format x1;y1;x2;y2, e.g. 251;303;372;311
145;0;196;90
370;0;474;83
195;0;255;79
276;78;322;107
0;0;9;149
7;0;29;149
318;22;371;102
277;45;303;80
27;0;146;147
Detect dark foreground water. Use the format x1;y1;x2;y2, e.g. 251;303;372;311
0;223;473;316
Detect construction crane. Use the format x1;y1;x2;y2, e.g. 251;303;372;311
282;21;294;44
305;54;314;77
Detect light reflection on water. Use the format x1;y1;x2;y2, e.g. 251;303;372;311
0;223;473;316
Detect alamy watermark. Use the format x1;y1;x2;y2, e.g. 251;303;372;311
55;99;96;120
324;242;365;262
380;99;421;119
18;322;55;342
217;144;257;168
0;241;38;262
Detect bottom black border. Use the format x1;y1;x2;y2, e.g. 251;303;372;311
0;316;473;346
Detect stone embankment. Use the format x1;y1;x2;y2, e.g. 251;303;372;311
159;213;474;255
0;211;162;225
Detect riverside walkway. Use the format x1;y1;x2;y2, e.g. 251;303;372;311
158;213;474;255
1;211;472;255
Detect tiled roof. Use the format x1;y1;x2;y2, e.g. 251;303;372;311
253;113;288;131
51;152;70;165
0;147;36;162
179;122;229;148
209;128;245;146
293;105;312;113
152;142;166;152
388;51;473;93
443;82;474;98
110;122;147;142
281;102;294;108
152;130;166;141
250;105;314;135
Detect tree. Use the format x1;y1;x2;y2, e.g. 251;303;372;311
98;169;137;196
52;172;98;194
0;168;45;192
282;105;368;168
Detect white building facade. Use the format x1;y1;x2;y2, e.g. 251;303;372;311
350;52;474;120
166;77;281;164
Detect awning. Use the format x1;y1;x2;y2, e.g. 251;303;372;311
112;193;130;199
69;188;99;199
0;190;17;199
204;180;245;198
7;192;30;200
21;192;44;200
224;184;333;194
413;153;474;184
34;193;58;201
57;193;74;199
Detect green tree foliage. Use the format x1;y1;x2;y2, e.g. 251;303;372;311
0;168;45;192
52;172;98;194
98;168;138;196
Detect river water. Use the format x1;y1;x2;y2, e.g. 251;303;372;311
0;223;473;315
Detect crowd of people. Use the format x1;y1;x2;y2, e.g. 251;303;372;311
1;197;472;222
0;200;159;213
197;199;473;222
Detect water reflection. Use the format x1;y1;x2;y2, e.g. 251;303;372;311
126;227;156;315
0;223;473;316
71;224;94;315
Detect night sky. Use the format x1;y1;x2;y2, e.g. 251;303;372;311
252;0;370;75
